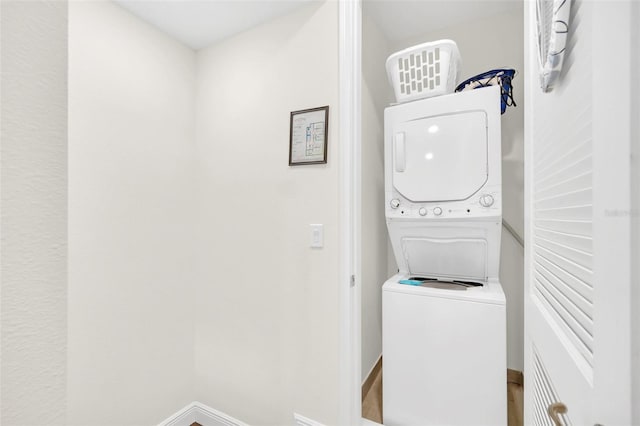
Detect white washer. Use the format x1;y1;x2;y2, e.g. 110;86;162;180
382;86;506;425
383;275;506;426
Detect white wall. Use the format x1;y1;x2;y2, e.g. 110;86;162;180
68;2;196;424
360;13;394;381
1;1;68;424
387;7;525;371
194;2;341;424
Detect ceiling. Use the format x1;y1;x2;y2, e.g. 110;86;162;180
113;0;315;50
113;0;521;51
364;0;522;42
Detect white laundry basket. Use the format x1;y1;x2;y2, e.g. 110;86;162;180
386;39;461;103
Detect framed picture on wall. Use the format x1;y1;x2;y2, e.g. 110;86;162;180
289;106;329;166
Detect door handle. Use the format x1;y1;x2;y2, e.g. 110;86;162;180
548;402;567;426
394;132;405;172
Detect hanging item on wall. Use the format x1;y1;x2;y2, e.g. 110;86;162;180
455;68;517;114
535;0;571;92
289;106;329;166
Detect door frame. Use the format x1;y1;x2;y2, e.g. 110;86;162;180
338;0;362;424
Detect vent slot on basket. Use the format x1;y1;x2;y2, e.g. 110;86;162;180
387;39;460;103
398;48;442;96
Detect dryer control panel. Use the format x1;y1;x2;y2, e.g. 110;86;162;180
386;185;501;220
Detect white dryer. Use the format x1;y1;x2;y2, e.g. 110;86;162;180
382;86;506;425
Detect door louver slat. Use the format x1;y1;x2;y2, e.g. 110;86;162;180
533;347;572;426
534;254;593;305
534;205;591;221
534;219;591;238
535;155;591;192
534;244;592;286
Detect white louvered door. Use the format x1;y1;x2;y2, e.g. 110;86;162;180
524;1;634;425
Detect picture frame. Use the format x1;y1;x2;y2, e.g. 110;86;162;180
289;106;329;166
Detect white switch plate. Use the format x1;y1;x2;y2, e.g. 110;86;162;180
310;224;323;248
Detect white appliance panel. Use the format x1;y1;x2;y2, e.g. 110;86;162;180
383;276;507;426
393;111;488;202
402;236;487;280
385;86;502;223
388;219;501;282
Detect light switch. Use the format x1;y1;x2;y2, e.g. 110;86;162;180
310;224;324;248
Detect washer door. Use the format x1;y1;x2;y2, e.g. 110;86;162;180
392;111;488;202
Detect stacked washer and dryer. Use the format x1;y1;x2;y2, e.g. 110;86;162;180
381;40;507;425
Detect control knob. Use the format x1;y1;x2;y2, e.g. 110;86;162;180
390;199;400;209
433;207;442;216
418;207;427;216
479;194;494;207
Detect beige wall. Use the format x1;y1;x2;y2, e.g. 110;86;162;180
1;1;68;424
194;2;341;424
7;1;342;423
360;12;394;381
68;2;196;424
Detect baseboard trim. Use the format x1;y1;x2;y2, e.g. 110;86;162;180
159;401;248;426
294;413;326;426
160;402;196;426
362;355;382;401
507;368;524;386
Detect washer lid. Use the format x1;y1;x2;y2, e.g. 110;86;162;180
383;275;505;305
392;111;488;202
401;236;487;282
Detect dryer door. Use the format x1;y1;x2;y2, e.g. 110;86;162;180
392;111;488;202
